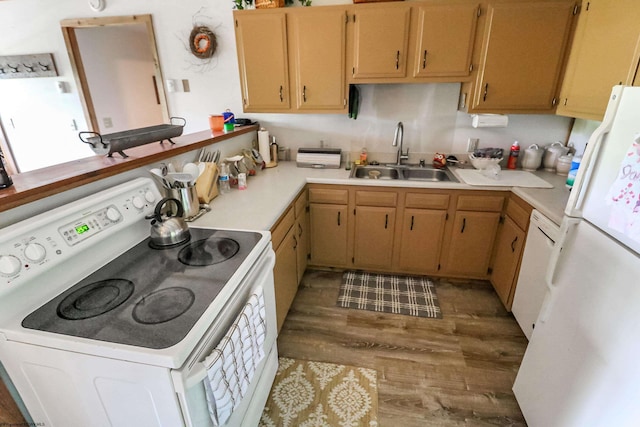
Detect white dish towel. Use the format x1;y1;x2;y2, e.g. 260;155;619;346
203;287;267;426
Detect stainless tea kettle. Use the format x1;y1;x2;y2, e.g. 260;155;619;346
147;198;191;248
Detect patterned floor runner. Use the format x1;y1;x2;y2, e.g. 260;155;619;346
259;357;378;427
337;271;442;318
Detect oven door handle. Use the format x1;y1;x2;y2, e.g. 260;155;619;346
184;362;208;388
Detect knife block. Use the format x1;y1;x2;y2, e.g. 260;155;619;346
196;162;219;203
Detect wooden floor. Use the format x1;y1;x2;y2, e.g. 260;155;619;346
277;269;529;427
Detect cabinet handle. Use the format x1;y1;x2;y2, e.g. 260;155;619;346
293;235;298;250
395;50;400;70
461;217;466;233
298;223;303;237
410;215;414;231
483;83;489;102
385;214;389;229
511;236;518;252
279;85;283;102
303;85;307;103
337;211;341;226
422;50;427;69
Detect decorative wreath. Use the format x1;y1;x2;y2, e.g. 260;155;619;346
189;26;217;59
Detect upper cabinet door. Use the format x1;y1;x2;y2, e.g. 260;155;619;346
472;1;576;112
556;0;640;121
413;3;480;78
351;4;411;79
234;11;290;112
289;8;347;111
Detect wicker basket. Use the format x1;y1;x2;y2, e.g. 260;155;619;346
255;0;284;8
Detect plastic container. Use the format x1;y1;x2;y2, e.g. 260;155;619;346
219;163;231;193
222;109;235;132
507;141;520;170
566;155;582;188
208;115;224;132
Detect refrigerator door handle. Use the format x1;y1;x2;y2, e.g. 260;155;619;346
565;86;624;217
540;218;580;323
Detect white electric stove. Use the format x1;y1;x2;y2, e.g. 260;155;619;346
0;178;278;427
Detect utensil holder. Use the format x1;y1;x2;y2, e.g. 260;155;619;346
168;186;200;219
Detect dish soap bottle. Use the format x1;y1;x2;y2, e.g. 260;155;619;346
507;141;520;170
360;148;368;166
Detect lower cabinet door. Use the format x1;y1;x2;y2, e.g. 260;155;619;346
490;215;526;310
273;227;298;332
353;206;396;270
397;208;447;273
295;215;309;284
309;203;349;267
442;211;501;278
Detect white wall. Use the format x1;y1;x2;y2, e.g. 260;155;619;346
0;0;573;172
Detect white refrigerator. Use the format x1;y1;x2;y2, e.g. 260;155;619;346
513;85;640;427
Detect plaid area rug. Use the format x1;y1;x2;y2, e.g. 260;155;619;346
337;271;442;318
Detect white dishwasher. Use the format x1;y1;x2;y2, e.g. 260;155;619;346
512;209;560;340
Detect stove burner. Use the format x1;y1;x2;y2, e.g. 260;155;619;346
178;237;240;266
132;287;195;325
57;279;134;320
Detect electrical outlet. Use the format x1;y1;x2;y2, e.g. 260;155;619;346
467;138;479;152
103;117;113;128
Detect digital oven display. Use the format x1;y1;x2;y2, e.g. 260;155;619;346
75;224;90;235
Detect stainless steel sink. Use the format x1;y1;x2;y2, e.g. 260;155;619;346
351;166;402;180
349;164;458;182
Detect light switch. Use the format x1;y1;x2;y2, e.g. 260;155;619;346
166;79;176;93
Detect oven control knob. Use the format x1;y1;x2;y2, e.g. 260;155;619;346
105;207;121;222
144;191;156;204
132;196;145;210
24;243;46;263
0;255;21;277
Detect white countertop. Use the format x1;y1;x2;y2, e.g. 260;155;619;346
192;162;571;231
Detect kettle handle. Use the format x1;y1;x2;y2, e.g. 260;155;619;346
154;197;184;222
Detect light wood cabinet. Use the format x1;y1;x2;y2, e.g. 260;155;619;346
443;211;501;277
490;216;526;309
271;190;309;332
309;187;349;267
289;7;348;111
354;206;396;270
350;3;411;79
273;225;298;332
467;0;577;113
412;3;480;78
272;206;297;332
397;209;447;273
440;193;504;278
234;11;290;112
556;0;640;121
294;190;309;284
489;195;533;310
234;6;348;114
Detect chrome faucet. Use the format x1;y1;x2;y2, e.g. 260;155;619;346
392;121;409;165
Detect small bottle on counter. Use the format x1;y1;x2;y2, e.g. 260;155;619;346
238;173;247;190
507;141;520;170
219;163;231;193
360;148;368;165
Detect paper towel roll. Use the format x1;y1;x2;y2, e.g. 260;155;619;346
258;128;271;164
